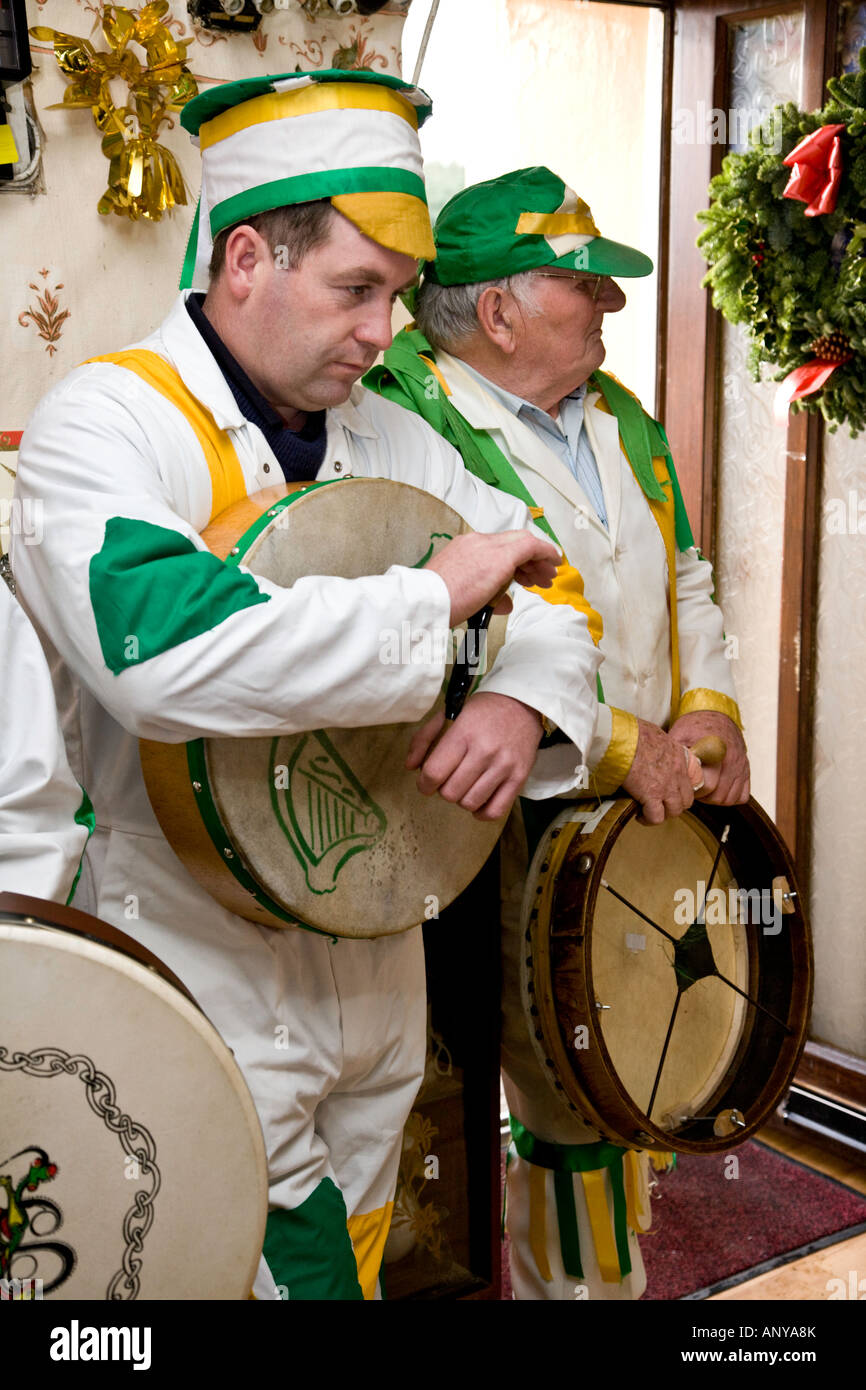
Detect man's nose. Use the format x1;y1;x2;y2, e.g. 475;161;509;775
598;278;627;312
356;301;394;351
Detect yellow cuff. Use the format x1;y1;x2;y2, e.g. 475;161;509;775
540;714;557;740
590;707;639;794
677;689;743;730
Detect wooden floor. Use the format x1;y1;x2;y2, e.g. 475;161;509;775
708;1126;866;1301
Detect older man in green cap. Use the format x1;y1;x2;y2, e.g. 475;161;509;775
367;165;750;1300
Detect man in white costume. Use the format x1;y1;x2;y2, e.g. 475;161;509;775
12;82;601;1299
0;574;91;901
367;166;750;1300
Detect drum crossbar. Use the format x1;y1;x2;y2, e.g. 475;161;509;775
646;991;683;1120
601;879;678;944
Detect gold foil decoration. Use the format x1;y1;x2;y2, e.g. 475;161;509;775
31;3;198;222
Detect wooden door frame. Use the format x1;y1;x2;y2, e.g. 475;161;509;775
661;0;841;880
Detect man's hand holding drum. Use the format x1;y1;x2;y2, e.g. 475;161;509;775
622;718;705;825
408;527;560;820
669;708;751;806
425;527;561;624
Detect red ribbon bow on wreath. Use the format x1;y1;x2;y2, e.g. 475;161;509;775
775;122;851;419
774;358;846;422
775;331;854;424
782;122;845;217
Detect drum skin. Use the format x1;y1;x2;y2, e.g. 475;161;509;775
521;798;813;1154
141;477;508;938
0;894;268;1299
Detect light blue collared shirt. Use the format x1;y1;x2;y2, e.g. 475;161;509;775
457;361;609;529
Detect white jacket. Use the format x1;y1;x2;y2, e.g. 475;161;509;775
432;350;740;782
12;293;600;890
0;579;90;902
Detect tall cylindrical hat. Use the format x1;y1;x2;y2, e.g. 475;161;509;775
179;69;435;290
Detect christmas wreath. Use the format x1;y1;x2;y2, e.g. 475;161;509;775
697;46;866;435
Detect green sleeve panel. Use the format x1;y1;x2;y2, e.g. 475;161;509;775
89;516;270;676
263;1177;364;1300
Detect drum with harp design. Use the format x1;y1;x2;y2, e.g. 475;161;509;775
0;894;267;1299
141;476;507;939
520;796;812;1154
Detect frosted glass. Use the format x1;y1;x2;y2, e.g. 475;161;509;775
714;11;804;819
810;425;866;1055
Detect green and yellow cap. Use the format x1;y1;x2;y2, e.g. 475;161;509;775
179;69;436;290
424;166;653;286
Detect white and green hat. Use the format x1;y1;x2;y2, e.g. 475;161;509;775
423;166;653;286
179;69;435;290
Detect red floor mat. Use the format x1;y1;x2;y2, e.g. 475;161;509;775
640;1140;866;1299
500;1139;866;1300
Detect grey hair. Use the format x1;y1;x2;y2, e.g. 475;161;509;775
414;271;543;352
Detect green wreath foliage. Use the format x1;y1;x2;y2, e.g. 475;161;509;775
697;47;866;435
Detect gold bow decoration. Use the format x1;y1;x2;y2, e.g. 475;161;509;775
31;2;198;221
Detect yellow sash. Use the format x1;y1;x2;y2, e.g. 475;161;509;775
595;393;681;722
84;349;248;524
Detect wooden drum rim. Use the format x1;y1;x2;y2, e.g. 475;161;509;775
524;797;813;1154
0;892;195;1002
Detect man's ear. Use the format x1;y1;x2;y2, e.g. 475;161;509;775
222;225;269;301
475;285;520;356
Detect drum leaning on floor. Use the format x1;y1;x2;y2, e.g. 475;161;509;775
0;894;268;1300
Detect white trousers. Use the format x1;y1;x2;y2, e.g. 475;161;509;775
78;825;427;1294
